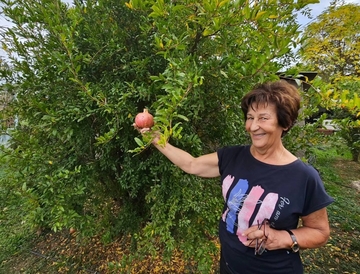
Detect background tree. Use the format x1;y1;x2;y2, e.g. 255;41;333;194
0;57;14;136
300;1;360;162
0;0;318;271
309;76;360;162
300;1;360;81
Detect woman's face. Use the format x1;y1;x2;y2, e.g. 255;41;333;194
245;102;285;150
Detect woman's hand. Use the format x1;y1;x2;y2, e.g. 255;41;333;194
133;123;160;145
242;221;291;251
243;209;331;252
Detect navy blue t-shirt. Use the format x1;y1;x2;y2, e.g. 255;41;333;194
217;145;334;274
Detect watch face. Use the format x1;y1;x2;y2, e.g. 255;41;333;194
292;243;300;252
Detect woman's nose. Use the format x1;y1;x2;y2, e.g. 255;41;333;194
249;119;259;131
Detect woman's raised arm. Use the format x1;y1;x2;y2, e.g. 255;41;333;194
153;141;220;178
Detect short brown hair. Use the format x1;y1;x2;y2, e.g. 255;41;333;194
241;80;301;136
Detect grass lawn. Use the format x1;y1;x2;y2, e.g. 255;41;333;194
301;145;360;274
1;143;359;273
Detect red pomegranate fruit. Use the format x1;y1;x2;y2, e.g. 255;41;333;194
135;109;154;128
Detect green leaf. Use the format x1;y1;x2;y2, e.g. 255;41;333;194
202;28;213;36
175;114;189;121
220;70;228;78
134;137;144;147
218;0;230;8
255;11;267;20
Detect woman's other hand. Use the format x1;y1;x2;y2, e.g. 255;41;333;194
243;221;292;251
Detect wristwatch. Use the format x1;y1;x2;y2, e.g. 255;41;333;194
285;229;300;253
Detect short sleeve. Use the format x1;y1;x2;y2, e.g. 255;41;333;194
302;165;334;216
217;145;246;176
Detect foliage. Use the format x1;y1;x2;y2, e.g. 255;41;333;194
0;155;34;267
1;140;359;273
0;0;318;272
299;2;360;162
300;2;360;81
329;78;360;162
305;76;360;162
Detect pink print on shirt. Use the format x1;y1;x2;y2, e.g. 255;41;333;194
251;192;279;226
221;176;279;244
222;175;235;202
236;186;264;243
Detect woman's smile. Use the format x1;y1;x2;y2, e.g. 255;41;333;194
251;133;266;140
246;103;284;151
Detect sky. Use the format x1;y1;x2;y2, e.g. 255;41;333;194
1;0;360;60
297;0;360;28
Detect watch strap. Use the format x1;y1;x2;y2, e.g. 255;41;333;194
285;229;299;252
285;229;295;239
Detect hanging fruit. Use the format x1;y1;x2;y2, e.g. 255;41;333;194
134;108;154;129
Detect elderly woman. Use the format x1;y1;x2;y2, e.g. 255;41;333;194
140;80;334;274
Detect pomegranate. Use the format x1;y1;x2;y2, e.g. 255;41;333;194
135;109;154;128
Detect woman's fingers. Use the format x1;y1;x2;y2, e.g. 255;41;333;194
243;223;270;247
244;231;267;246
133;123;150;134
133;123;161;145
139;127;151;134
